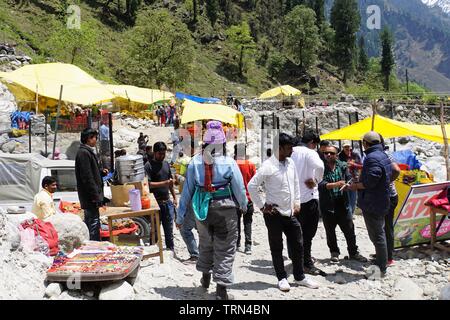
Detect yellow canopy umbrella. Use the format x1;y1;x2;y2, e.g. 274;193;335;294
259;85;302;99
106;85;174;105
320;114;450;144
0;63;115;106
181;99;244;128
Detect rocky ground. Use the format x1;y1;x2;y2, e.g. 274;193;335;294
1;208;448;300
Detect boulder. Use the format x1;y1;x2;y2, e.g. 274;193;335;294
393;277;424;300
439;284;450;300
47;213;89;253
45;283;63;298
1;140;16;153
99;280;135;300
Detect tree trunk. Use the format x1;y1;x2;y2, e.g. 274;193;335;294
239;46;244;77
193;0;198;23
71;47;79;64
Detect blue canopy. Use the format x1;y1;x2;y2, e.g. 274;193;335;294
175;92;221;104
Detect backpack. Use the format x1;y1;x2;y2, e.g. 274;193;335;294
21;218;59;256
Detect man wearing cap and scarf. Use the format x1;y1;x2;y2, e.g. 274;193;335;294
176;120;247;300
348;131;392;276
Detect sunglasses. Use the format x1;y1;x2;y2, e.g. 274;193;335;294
324;151;336;155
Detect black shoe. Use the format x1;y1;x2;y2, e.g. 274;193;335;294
216;284;233;300
348;253;368;263
305;266;328;277
200;273;211;289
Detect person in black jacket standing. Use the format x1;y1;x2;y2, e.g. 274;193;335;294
75;128;108;241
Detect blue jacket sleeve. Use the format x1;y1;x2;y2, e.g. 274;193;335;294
176;162;196;225
230;160;248;211
362;158;383;189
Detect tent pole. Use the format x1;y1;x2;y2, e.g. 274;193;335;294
44;111;48;156
52;85;64;160
440;102;450;180
260;115;265;165
390;102;397;151
371;100;377;131
109;112;114;171
295;118;299;137
302;111;306;135
244;115;248;158
337;110;341;150
348;113;353;150
355;111;363;157
35;84;38;114
28;118;32;153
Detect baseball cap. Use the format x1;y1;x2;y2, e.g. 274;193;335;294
363;131;382;144
342;140;352;147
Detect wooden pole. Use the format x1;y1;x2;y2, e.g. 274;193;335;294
337;110;341;150
356;111;363;156
315;117;319;134
440;102;450;180
295;118;299;137
52;85;63;160
348;113;353;150
390;102;397;152
371;100;377;131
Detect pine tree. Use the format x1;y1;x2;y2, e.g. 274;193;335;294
206;0;219;27
308;0;325;30
330;0;361;83
380;27;395;91
358;36;369;74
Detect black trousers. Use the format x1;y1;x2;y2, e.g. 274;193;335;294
84;207;101;241
263;212;305;281
321;197;359;256
295;199;319;267
237;201;254;247
385;195;399;261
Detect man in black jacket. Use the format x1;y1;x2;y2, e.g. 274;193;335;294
75;128;108;240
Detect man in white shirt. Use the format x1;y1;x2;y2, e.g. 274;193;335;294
248;133;319;292
32;176;58;220
290;131;325;276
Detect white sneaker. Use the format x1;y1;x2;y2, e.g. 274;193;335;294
278;278;291;292
295;277;319;289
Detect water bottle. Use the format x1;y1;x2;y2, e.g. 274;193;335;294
129;189;142;211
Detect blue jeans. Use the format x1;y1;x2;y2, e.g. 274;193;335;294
84;207;100;241
348;190;357;215
180;204;199;258
157;200;175;250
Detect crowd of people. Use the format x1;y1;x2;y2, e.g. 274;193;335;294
30;119;400;301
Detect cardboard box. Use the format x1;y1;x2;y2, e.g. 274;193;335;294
111;184;135;207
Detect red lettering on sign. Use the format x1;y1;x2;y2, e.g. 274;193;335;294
399;195;431;220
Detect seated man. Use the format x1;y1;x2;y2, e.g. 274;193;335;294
32;176;58;220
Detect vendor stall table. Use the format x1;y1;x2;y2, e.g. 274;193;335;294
102;193;164;263
426;204;450;253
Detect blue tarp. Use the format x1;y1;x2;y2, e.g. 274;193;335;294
392;150;422;170
175;92;221;104
10;111;31;129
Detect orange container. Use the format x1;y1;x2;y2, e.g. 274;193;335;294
141;197;151;209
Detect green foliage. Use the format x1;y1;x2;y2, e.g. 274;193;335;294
206;0;219;27
358;36;369;74
225;21;256;78
284;5;319;71
44;20;100;65
330;0;361;83
123;9;194;90
380;26;395;91
267;51;286;79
